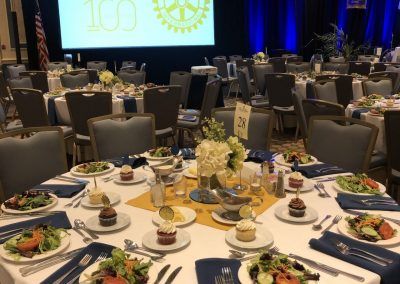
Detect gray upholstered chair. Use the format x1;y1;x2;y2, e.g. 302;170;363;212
213;57;238;97
60;72;90;89
48;61;68;71
20;71;49;93
313;80;338;103
117;70;146;85
292;92;307;145
87;61;107;71
384;111;400;200
236;59;255;80
307;116;378;173
212;107;275;151
0;127;68;201
370;71;400;94
323;62;349;74
170;71;192;108
0;103;22;133
348;61;371;76
362;78;393;97
88;113;156;161
268;57;286;73
6;64;26;79
329;56;346;63
358;55;379;62
121;61;137;70
253;63;273;96
237;67;268;108
8;77;33;89
0;71;13;117
286;62;311;73
386;65;400;92
229;55;243;63
302;99;345;130
286;56;303;63
316;74;354;107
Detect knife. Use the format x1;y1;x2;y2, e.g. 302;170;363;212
164;266;182;284
344;209;400;225
288;254;339;276
154;264;171;284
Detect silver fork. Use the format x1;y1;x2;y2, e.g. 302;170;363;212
65;252;107;284
215;275;225;284
321;215;341;234
64;190;87;208
316;183;331;197
222;267;234;284
53;254;92;284
73;190;88;208
333;241;388;266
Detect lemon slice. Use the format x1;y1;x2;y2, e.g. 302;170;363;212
159;206;174;221
239;204;253;219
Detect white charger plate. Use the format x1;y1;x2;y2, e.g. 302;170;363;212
81;192;120;208
0;231;70;263
70;163;115;177
142;229;190;252
274;154;318;167
332;180;386;195
113;172;147;185
225;226;273;250
152;206;196;227
284;176;314;192
85;212;130;232
1;193;58;214
274;204;318;223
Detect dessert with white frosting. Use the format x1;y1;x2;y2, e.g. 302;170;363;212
235;219;256;242
288;171;304;188
120;165;134;181
88;187;104;204
157;220;177;245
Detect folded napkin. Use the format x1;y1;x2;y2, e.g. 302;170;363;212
47;97;59;126
41;242;114;284
105;155;147;168
195;258;241;284
178;114;198;122
336;193;400;211
352;108;369;119
0;211;71;244
292;163;346;178
309;232;400;284
180;148;196;160
117;96;137;113
32;183;87;198
245;149;274;163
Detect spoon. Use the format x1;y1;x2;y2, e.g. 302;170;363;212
72;227;93;244
123;240;165;261
312;215;332;230
229;250;258;258
314;185;326;198
74;219;99;239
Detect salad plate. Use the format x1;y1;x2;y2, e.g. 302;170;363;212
70;162;114;177
152;206;196;227
142;229;190;252
81;192;120;208
284;176;314;192
85;212;130;232
113;172;147;185
1;193;58;214
274;205;318;223
333;174;385;195
142;147;178;161
225;226;273;250
275;152;317;167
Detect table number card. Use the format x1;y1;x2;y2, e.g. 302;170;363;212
234;102;251;140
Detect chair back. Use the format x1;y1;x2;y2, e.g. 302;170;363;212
87;61;107;71
358;55;379;62
60;72;90;88
199;79;222;121
253;64;273;96
302;99;345;130
88;113;156;161
286;56;303;63
48;61;68;71
323;62;349;74
386;65;400;92
373;63;387;72
348;61;371;76
65;91;112;137
369;71;398;90
140;63;146;72
8;77;33;89
282;53;297;58
264;73;295;107
170;71;192;107
121;61;137;70
237;67;253;104
268;57;286;73
362;78;393;97
315;74;353;107
236;59;255;79
212;57;229;78
11;88;49;127
329;56;346;63
229;55;243;62
0;71;10;100
307;116;378;172
0;127;68;201
186;75;208;110
6;64;26;79
212;107;275;151
117;70;146;85
384;111;400;173
286;62;311;73
20;71;49;93
143;86;181;131
313;80;338;103
292;92;307;139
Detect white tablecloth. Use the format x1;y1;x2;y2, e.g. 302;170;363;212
1;161;398;284
296;80;364;100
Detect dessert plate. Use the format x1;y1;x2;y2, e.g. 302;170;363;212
211;207;256;225
81;192;120;208
1;193;58;214
113;172;147;185
85;212;130;232
284;176;314;192
142;229;190;252
152;206;196;227
274;154;318;167
183;168;197;179
225;226;273;250
274;204;318;223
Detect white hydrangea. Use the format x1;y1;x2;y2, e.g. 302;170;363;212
196;139;232;178
99;70;114;85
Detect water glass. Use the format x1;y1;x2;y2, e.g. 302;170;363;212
173;176;187;198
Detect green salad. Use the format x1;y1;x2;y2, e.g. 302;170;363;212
75;162;110;174
282;150;313;164
149;147;172;157
4;224;67;260
247;252;320;284
367;94;384;100
346;215;397;242
336;174;382;195
4;191;53;211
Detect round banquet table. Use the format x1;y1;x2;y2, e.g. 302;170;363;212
1;161;399;284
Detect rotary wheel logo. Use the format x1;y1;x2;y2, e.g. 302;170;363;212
153;0;210;33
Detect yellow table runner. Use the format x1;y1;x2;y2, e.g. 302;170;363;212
126;177;279;231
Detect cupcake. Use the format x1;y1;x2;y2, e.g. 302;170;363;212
99;195;117;226
288;198;306;217
235;219;256;242
88;187;104;204
288;172;304;188
120;165;134;181
157;221;177;245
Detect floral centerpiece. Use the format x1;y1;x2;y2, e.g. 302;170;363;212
252;51;266;63
99;70;121;89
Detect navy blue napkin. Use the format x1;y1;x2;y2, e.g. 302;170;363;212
336;193;400;211
105;155;147;168
292;163;346;178
117;96;137;113
195;258;241;284
245;150;274;163
32;183;87;198
0;212;71;244
180;148;196;160
309;232;400;284
41;242;114;284
352;108;369;119
47;97;59;126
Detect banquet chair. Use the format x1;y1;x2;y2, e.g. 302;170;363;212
361;78;393;97
143;86;181;145
229;55;243;62
323;62;349;74
264;73;295;132
286;62;311;73
348;61;371;76
212;107;275;151
88;113;156;161
121;61;137;70
313;80;338;103
65;91;112;165
6;64;26;79
286;56;303;63
87;61;107;71
369;71;399;91
315;74;353;107
282;54;297;58
170;71;192;108
358;55;379;62
0;127;68;201
386;65;400;92
268;57;286;73
8;77;33;89
20;71;49;93
384;111;400;200
68;69;98;83
292;92;308;145
0;71;14;117
213;57;237;97
329;56;346;63
373;63;388;72
177;80;221;145
48;61;68;71
185;74;208;110
236;59;255;80
237;67;268;108
253;63;273;96
60;72;90;89
117;70;146;85
0;103;22;133
307;116;378;173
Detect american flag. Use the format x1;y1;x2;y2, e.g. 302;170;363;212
35;0;49;71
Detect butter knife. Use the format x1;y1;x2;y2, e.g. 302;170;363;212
165;266;182;284
154;264;171;284
288;254;339;276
